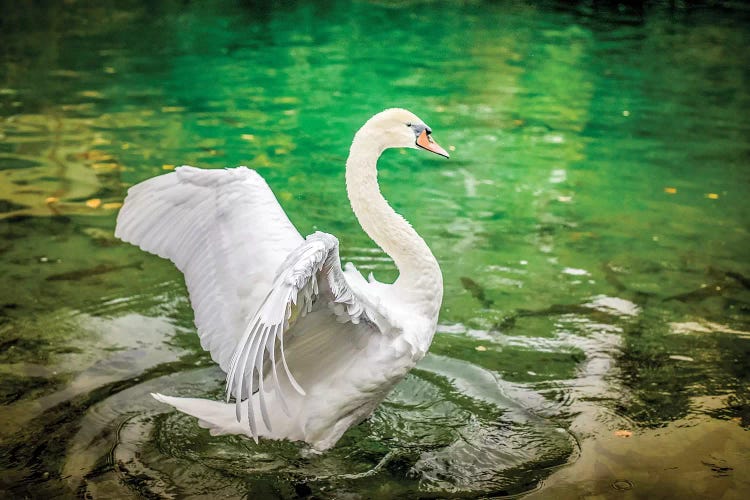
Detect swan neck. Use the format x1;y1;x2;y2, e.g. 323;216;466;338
345;130;442;315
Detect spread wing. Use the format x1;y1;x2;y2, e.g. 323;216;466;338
115;166;304;374
225;231;394;440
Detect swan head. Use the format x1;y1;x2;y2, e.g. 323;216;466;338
362;108;450;158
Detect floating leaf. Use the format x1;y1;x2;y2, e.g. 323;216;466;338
79;90;104;99
85;198;102;209
274;96;299;104
251;153;273;167
162;164;175;170
92;162;119;171
664;187;677;194
614;430;632;438
102;202;123;210
475;345;487;352
706;193;719;199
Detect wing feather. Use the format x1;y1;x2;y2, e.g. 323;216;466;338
225;231;393;440
115;166;303;388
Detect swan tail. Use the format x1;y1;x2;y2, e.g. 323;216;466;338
152;393;266;439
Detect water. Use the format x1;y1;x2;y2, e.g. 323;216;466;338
1;1;749;498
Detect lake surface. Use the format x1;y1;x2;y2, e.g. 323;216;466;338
1;1;749;498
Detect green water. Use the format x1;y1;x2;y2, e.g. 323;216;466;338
1;1;749;498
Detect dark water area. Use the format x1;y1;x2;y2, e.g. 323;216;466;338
1;0;749;498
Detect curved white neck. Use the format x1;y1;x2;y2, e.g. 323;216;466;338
345;127;443;318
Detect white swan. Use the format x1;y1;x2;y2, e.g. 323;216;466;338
114;108;449;451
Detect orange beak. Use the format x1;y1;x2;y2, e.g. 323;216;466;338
416;130;450;158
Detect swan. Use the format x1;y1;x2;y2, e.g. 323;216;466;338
114;108;449;451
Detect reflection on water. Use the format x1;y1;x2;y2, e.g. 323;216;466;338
1;1;749;498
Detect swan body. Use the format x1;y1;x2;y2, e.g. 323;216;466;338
115;108;449;451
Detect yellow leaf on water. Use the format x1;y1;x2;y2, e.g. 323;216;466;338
102;202;123;210
706;193;719;199
162;164;175;170
79;90;103;99
274;96;299;104
92;136;110;146
45;197;59;204
252;153;273;167
241;134;255;141
614;430;632;438
85;198;102;209
61;103;94;112
475;345;487;352
664;187;677;194
92;162;119;171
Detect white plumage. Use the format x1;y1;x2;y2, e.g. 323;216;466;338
115;108;449;450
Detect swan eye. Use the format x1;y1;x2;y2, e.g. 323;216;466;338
408;123;431;136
